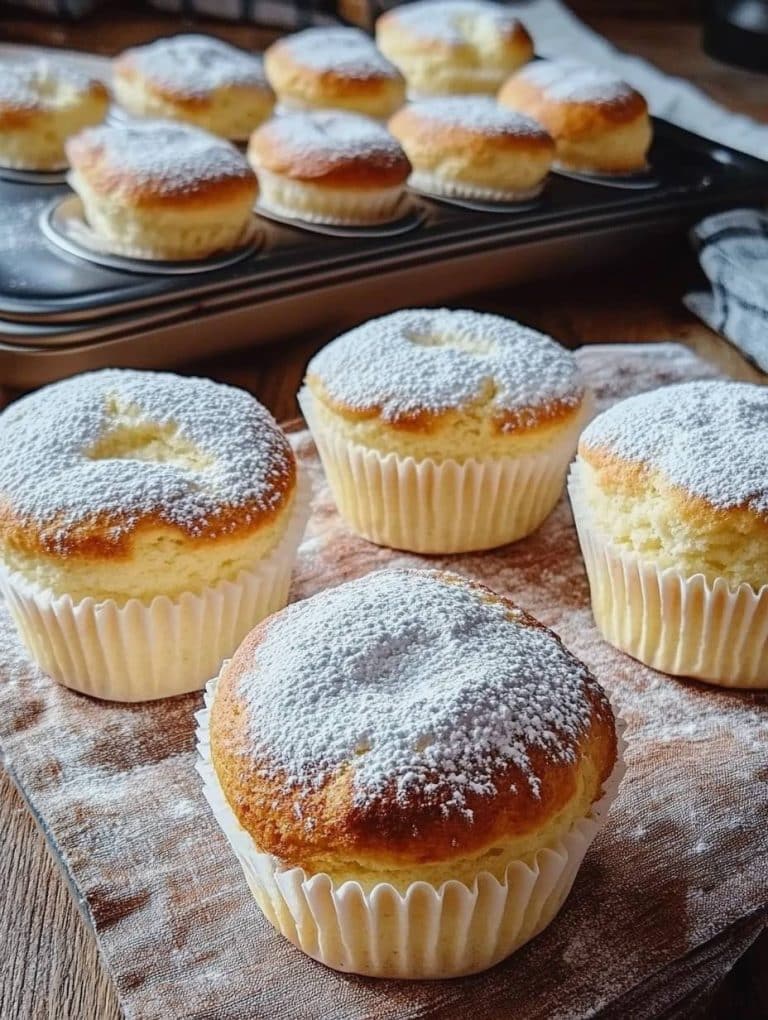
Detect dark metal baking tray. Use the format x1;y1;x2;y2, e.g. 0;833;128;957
0;118;765;385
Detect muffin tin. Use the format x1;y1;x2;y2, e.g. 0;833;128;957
1;116;767;386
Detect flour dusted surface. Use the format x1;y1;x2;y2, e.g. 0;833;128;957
517;60;637;105
0;369;294;549
407;97;547;137
0;61;98;111
581;380;768;515
238;569;598;817
307;308;583;425
388;0;524;43
122;34;270;98
277;27;401;79
257;110;407;168
72;120;252;195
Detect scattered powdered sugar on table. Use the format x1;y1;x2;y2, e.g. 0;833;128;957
0;61;97;111
275;27;401;79
239;570;599;816
256;110;407;168
120;34;269;98
406;97;547;137
387;0;523;44
581;380;768;514
307;308;583;424
71;120;252;194
516;60;636;105
0;369;293;548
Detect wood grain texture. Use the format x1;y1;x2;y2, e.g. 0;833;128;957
0;7;766;1020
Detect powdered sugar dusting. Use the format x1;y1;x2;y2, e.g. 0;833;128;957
0;369;294;548
121;34;270;99
275;27;401;80
307;308;583;424
406;96;548;137
0;61;99;111
517;59;636;104
581;380;768;515
70;120;252;193
388;0;524;44
238;569;600;816
255;110;407;167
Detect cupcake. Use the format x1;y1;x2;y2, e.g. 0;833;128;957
0;369;309;701
388;96;554;202
376;0;533;98
264;27;405;119
498;60;652;175
299;308;589;553
569;380;768;688
66;120;257;260
0;61;109;171
248;110;411;226
198;568;621;978
113;34;275;141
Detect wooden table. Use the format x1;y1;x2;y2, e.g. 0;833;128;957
1;6;767;1019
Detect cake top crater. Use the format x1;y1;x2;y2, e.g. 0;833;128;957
231;569;605;817
118;34;270;99
307;308;583;427
0;368;295;554
580;380;768;515
0;61;105;113
273;27;402;80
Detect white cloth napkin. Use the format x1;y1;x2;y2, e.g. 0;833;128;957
685;209;768;372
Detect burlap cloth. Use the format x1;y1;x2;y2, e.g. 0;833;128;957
1;343;766;1020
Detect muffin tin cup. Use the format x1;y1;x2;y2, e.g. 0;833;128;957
568;466;768;688
196;678;626;979
299;389;585;554
0;475;311;702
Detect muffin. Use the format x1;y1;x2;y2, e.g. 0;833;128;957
0;61;108;171
388;96;554;201
264;27;405;119
66;120;257;260
0;369;309;701
199;568;621;977
113;34;275;141
498;59;652;175
248;110;411;225
376;0;533;97
569;380;768;688
299;308;589;553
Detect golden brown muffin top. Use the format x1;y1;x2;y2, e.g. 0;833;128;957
66;120;256;208
114;34;272;108
0;61;108;128
389;96;554;155
377;0;532;57
248;110;411;187
0;369;296;560
305;308;584;434
211;569;617;872
578;380;768;525
499;59;648;140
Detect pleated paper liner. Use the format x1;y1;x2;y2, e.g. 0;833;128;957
568;465;768;688
254;192;426;238
407;171;547;214
39;192;262;275
299;388;585;554
0;474;311;702
196;677;627;979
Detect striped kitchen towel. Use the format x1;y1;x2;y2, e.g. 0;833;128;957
685;208;768;374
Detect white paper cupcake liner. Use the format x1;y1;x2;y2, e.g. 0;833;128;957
255;171;407;226
196;677;626;979
0;475;311;702
408;170;546;204
568;465;768;688
299;388;584;554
